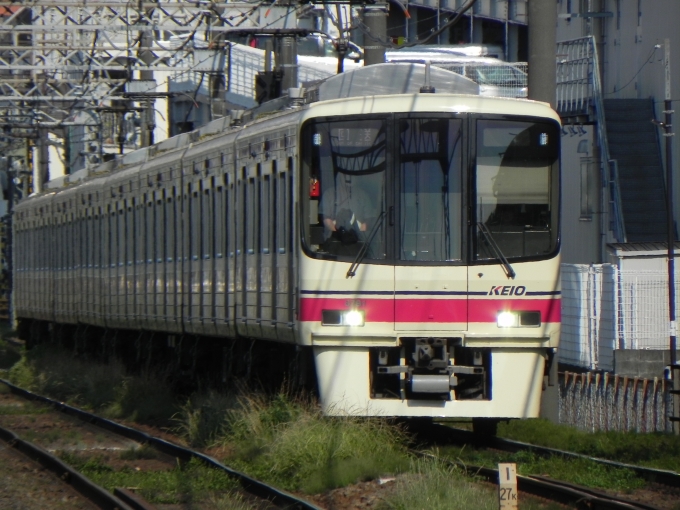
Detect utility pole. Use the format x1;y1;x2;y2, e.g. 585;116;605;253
138;1;156;148
527;0;557;108
527;0;558;424
363;4;388;66
209;5;227;120
36;128;49;192
661;39;680;435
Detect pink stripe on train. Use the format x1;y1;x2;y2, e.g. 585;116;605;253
299;297;560;323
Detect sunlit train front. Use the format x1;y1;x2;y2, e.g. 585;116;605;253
297;71;561;419
13;64;560;422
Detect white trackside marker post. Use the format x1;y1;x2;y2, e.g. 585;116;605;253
498;463;518;509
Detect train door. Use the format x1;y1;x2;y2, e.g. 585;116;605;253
393;115;468;332
274;156;295;342
259;161;276;341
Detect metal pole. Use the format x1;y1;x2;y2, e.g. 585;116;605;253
209;5;227;120
6;160;13;325
663;39;679;434
527;0;557;108
528;0;558;424
279;36;298;91
139;2;155;147
37;128;49;189
363;4;388;66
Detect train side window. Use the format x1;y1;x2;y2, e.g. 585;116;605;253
215;185;223;258
237;168;245;258
247;174;256;255
108;207;114;268
191;189;200;261
261;173;271;254
135;198;142;266
271;161;278;254
89;210;95;268
146;198;154;264
287;156;294;254
202;187;213;260
165;194;174;263
226;178;234;259
277;171;286;254
155;196;163;263
118;204;125;266
102;206;109;269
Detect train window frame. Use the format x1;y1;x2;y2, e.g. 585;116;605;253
300;112;560;267
395;113;466;264
215;183;224;259
262;171;271;255
299;114;392;265
164;194;172;264
471;114;561;265
202;185;213;260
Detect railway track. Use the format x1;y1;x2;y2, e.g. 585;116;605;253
405;420;678;509
2;376;675;510
0;434;101;510
413;451;663;510
423;421;680;487
0;378;323;510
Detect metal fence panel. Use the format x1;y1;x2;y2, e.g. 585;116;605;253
619;270;677;350
560;264;678;369
561;264;595;368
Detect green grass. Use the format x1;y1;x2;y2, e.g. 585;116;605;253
203;392;412;494
7;342;679;502
20;427;84;446
173;390;238;447
119;444;161;461
496;418;680;472
6;344;178;425
442;445;645;492
376;456;563;510
0;401;50;416
0;328;22;371
60;454;244;506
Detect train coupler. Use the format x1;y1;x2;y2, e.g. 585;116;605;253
370;338;491;401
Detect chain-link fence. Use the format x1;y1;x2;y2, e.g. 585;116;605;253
561;264;678;371
434;62;528;98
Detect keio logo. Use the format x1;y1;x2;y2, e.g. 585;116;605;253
488;286;526;296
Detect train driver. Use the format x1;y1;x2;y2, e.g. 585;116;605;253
320;173;370;246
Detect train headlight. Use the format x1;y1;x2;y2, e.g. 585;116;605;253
497;311;519;328
343;310;365;327
321;309;365;327
497;311;542;328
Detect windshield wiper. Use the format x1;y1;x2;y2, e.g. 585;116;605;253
346;211;386;279
476;222;516;279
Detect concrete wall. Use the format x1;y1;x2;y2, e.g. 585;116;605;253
560;125;601;264
556;0;680;252
614;349;679;379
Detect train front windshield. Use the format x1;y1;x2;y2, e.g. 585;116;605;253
301;115;559;264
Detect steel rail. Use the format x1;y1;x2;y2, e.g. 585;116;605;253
416;451;663;510
0;425;136;510
0;378;323;510
436;424;680;488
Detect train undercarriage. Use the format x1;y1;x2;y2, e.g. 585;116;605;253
370;338;490;401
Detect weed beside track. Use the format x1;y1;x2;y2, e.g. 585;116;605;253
3;338;678;509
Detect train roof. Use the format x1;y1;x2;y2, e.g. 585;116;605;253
31;63;557;198
308;62;480;100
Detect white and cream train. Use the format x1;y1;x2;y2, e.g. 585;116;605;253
13;64;561;424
